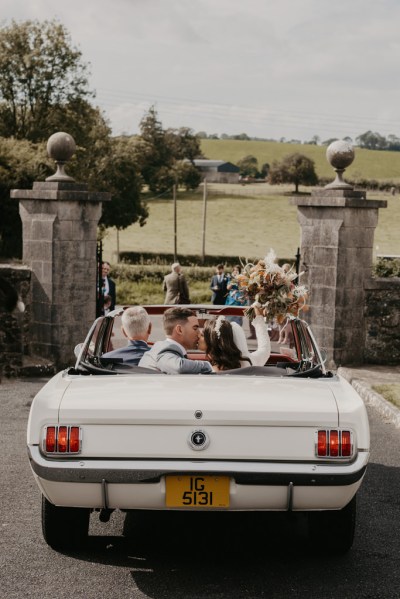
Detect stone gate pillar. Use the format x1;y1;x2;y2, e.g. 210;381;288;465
290;140;386;368
11;132;111;368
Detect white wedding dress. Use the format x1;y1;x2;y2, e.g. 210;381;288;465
231;315;271;367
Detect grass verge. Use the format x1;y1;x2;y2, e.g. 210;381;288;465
372;384;400;409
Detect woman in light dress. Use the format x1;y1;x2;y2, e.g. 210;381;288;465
198;306;271;372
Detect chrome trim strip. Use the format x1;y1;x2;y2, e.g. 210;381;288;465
28;446;369;487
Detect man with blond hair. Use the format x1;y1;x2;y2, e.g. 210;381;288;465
102;306;152;365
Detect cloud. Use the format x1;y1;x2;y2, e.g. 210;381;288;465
2;0;400;140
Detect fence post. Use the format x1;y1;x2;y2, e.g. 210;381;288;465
201;179;207;264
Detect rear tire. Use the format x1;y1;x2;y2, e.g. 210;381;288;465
308;495;357;555
41;495;90;551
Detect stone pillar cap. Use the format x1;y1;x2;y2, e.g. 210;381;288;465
46;132;76;182
325;140;355;190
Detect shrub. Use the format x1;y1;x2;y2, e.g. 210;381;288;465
373;258;400;278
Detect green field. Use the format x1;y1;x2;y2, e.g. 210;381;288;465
201;139;400;181
102;140;400;264
102;184;400;264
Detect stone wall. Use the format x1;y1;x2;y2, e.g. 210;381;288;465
364;277;400;364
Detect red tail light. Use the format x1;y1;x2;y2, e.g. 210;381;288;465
43;426;82;454
317;431;327;456
329;430;339;457
45;426;56;453
58;426;68;452
69;427;81;453
341;431;352;456
316;429;353;458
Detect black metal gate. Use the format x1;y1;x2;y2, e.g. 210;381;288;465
96;241;104;317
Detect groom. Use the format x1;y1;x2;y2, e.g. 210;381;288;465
139;307;212;374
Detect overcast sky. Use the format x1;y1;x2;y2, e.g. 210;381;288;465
2;0;400;142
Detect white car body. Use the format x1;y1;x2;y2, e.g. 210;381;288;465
27;305;370;553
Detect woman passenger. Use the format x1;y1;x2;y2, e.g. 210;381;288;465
199;306;271;371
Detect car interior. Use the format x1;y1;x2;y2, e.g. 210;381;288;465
70;306;331;379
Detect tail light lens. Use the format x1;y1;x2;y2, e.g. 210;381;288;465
45;426;56;453
43;425;82;455
316;429;354;458
329;430;339;457
341;430;352;457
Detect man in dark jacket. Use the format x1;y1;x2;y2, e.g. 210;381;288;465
210;264;230;305
102;306;151;366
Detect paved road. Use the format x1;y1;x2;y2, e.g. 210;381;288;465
0;377;399;599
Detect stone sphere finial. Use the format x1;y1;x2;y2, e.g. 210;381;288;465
325;140;355;190
45;132;76;182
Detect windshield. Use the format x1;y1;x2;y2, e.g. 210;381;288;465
73;306;329;378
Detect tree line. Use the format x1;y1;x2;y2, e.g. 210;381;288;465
0;19;394;260
196;131;400;151
0;20;203;258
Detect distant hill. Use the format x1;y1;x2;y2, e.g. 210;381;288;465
200;139;400;182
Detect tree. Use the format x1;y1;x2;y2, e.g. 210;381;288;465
260;162;270;178
237;155;259;178
305;135;320;145
0;20;148;257
96;137;147;232
386;134;400;151
135;106;174;193
356;131;387;150
165;126;203;163
0;137;51;257
0;19;92;141
136;106;203;193
268;153;318;193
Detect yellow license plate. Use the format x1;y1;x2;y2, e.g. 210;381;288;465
165;475;230;508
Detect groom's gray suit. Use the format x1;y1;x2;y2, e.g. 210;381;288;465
139;340;212;374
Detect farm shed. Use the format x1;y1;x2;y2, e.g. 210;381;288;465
192;159;240;183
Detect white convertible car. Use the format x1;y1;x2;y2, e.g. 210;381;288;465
27;305;370;554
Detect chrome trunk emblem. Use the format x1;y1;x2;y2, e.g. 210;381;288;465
188;429;209;451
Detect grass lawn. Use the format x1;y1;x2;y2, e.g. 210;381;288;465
102;185;400;263
201;139;400;182
372;384;400;409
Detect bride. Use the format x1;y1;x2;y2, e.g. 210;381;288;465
198;306;271;371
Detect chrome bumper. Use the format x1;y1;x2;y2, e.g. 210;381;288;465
28;445;369;487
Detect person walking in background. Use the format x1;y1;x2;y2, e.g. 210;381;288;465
101;306;152;365
101;261;116;314
163;262;190;304
210;263;230;305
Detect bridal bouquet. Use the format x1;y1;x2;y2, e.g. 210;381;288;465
236;249;309;323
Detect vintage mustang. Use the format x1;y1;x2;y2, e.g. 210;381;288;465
27;305;370;554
